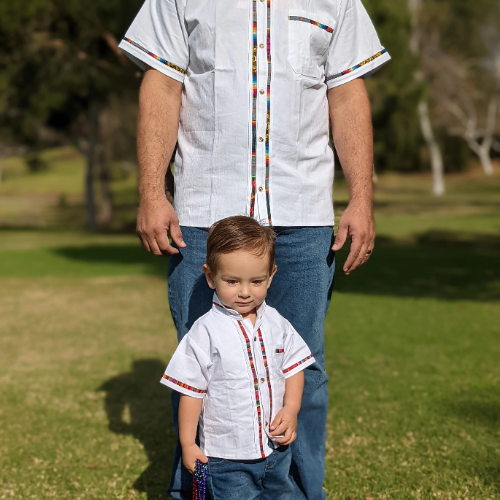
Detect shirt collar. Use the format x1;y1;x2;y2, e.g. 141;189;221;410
212;293;267;321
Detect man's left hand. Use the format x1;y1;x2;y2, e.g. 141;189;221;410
331;200;375;275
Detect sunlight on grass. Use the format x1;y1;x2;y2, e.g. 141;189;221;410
0;163;499;499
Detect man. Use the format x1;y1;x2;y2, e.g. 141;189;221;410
119;1;389;499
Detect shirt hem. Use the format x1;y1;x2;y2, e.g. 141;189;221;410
283;356;316;379
160;378;206;399
326;51;391;89
118;41;186;83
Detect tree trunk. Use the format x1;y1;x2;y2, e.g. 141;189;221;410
418;100;445;195
86;102;99;230
97;146;113;226
478;147;494;176
408;0;445;196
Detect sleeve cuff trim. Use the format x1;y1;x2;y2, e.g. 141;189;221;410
326;48;388;82
162;375;207;394
283;354;314;374
122;38;186;75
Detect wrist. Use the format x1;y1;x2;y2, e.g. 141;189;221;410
180;440;197;449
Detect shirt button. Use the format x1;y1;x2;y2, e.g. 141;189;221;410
259;43;264;49
254;336;257;341
259;89;265;95
258;186;264;192
260;378;265;383
259;137;264;142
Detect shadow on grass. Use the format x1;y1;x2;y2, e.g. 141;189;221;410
99;359;176;500
55;230;500;301
52;244;169;276
446;388;500;493
334;231;500;302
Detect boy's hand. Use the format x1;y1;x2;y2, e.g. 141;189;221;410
269;407;298;445
182;443;208;474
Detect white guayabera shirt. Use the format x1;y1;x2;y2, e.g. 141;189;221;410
119;0;390;227
160;294;315;460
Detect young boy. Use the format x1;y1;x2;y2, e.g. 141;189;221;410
161;216;315;499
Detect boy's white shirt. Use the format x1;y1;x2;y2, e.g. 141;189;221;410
161;293;315;460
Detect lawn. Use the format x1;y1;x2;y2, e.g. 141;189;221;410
0;159;499;499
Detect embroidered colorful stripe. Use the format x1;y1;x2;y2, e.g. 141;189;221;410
326;49;388;82
238;321;266;458
288;16;334;33
162;375;206;394
249;0;258;217
265;0;272;224
283;354;313;374
275;348;284;354
257;328;273;425
122;38;186;75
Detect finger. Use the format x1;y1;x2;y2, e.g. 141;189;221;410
343;236;363;274
276;428;293;445
155;228;179;255
145;235;164;256
361;243;375;266
270;414;283;432
347;242;370;274
281;431;297;446
331;222;348;251
137;233;151;253
169;220;186;249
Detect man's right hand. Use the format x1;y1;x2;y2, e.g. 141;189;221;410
136;196;186;255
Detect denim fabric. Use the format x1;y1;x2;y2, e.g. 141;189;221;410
207;446;293;500
167;226;335;500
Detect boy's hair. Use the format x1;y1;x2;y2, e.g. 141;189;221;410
206;216;276;274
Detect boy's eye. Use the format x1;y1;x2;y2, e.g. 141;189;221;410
252;280;264;285
226;280;237;285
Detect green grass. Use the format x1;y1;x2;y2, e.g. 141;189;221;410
0;165;499;499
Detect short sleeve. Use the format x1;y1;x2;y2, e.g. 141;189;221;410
118;0;188;83
281;323;315;379
325;0;391;89
160;335;211;399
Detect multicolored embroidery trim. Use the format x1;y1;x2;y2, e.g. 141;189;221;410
282;354;313;374
326;49;388;82
257;328;273;426
275;348;284;354
265;0;272;225
249;0;258;217
288;16;334;33
238;321;265;458
162;375;207;394
122;38;186;75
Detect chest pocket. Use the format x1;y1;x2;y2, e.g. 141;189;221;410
288;10;335;79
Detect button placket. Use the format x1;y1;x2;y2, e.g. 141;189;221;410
254;0;269;221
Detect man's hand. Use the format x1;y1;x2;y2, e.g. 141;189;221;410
332;200;374;275
181;443;208;474
136;196;186;255
269;407;298;446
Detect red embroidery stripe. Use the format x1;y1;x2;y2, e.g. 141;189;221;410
282;355;313;374
162;375;207;394
257;328;273;427
238;321;266;458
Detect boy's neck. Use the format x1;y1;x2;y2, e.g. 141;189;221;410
241;308;257;326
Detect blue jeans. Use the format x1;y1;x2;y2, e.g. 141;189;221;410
208;446;293;500
167;226;335;500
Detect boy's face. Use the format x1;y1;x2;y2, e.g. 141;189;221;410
203;251;277;317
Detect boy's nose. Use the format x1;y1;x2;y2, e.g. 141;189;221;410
239;289;250;298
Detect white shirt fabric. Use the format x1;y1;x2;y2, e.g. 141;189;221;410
160;294;315;460
119;0;390;227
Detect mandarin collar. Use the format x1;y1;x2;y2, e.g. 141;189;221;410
212;293;267;322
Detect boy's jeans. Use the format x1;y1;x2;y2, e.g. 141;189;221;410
208;446;293;500
167;226;335;500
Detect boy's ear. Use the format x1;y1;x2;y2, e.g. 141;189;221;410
203;264;216;289
267;265;277;288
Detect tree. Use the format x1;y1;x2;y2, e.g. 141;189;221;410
0;0;143;227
